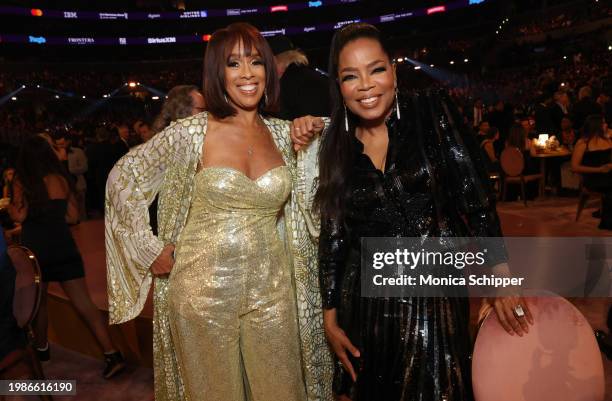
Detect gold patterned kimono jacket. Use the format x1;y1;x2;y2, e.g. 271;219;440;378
105;112;332;401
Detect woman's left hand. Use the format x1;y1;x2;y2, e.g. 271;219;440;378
290;115;325;152
480;295;534;336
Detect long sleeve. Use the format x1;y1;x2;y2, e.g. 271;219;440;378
318;217;349;309
105;124;178;324
295;118;329;240
434;92;507;267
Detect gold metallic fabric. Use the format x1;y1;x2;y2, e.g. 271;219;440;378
168;166;306;401
105;112;333;401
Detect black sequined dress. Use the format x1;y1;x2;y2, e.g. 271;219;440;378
319;91;506;401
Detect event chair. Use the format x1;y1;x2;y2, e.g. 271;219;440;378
575;180;602;221
488;172;501;199
472;294;604;401
500;147;542;206
2;245;52;401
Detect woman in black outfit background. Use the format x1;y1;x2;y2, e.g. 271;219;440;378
314;23;534;401
8;135;124;378
571;114;612;229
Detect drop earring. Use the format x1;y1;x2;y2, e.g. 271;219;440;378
264;92;268;106
344;103;349;132
395;89;401;120
224;93;229;103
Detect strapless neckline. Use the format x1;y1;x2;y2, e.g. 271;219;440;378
196;165;288;183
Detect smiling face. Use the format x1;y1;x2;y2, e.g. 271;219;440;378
224;40;266;113
337;37;396;125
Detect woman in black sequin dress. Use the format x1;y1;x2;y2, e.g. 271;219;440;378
313;23;534;401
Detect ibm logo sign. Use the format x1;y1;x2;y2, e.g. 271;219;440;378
64;11;78;18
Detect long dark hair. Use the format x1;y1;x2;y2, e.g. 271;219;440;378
315;23;393;220
581;114;606;142
14;135;74;212
506;123;527;149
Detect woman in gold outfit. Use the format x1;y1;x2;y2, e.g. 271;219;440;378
105;23;332;401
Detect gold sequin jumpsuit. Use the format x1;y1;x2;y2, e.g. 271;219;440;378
168;165;307;401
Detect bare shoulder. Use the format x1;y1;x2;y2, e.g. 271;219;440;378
44;174;70;198
574;138;587;149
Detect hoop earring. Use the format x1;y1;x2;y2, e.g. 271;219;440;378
344;103;349;132
395;89;401;120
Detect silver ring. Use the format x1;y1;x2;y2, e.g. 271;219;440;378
514;304;525;318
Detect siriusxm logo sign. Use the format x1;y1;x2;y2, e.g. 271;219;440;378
309;1;323;7
147;37;177;44
29;36;46;44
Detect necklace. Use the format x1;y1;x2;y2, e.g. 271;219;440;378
247;120;268;157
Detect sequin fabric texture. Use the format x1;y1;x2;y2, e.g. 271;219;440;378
318;91;506;401
105;112;333;401
168;165;308;401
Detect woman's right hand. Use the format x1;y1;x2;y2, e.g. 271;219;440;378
150;244;175;277
291;115;325;151
323;308;360;382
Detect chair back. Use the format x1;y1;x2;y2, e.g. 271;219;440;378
472;293;605;401
500;147;525;177
7;246;42;329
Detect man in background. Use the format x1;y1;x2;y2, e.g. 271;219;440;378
472;98;485;130
133;120;154;144
268;36;331;120
573;86;601;130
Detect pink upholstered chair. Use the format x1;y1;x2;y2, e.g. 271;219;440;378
472;294;605;401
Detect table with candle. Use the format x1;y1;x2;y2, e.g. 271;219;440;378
532;134;572;197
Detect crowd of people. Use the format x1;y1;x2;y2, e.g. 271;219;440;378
1;32;610;227
513;0;611;37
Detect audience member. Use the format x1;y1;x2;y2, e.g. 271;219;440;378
8;136;126;376
268;35;331;120
151;85;205;134
570;114;612;230
560;116;577;148
573;86;602;130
